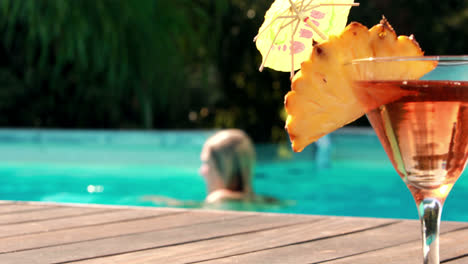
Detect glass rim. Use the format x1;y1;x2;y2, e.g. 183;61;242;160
350;55;468;65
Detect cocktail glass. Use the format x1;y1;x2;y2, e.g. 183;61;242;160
349;55;468;264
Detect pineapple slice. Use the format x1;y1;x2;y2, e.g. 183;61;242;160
285;17;436;152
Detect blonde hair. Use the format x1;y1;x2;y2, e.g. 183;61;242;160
201;129;255;194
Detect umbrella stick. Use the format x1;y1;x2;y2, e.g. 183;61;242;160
288;0;329;40
291;20;301;79
304;18;328;40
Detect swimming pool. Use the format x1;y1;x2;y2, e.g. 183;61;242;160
0;128;467;221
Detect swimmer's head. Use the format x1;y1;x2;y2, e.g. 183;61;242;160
200;129;255;194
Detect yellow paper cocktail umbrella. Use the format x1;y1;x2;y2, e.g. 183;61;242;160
254;0;358;78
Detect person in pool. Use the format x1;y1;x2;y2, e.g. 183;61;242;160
143;129;280;209
200;129;274;204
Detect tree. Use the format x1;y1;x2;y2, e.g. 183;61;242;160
0;0;213;128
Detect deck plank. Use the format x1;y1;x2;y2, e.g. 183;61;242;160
0;210;242;254
445;255;468;263
0;206;177;238
0;206;110;225
0;211;320;264
194;220;468;264
72;216;396;264
324;227;468;263
0;203;57;214
0;202;466;264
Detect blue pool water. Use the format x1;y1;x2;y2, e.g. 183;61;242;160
0;129;467;221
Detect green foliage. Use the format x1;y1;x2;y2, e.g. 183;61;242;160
0;0;211;128
0;0;465;142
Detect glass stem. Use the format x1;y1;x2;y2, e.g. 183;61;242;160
419;198;442;264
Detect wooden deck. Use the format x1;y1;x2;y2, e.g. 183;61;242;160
0;201;467;263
